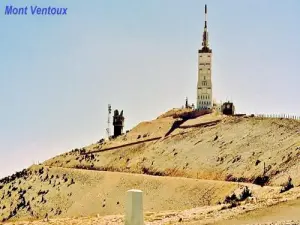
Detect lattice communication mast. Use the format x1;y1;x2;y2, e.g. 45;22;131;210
106;104;112;138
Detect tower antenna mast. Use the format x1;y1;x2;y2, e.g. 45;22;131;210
106;104;112;138
202;4;209;48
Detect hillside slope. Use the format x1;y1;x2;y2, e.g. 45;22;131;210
0;109;299;223
45;112;300;186
0;165;241;222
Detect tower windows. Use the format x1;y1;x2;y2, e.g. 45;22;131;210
197;5;212;111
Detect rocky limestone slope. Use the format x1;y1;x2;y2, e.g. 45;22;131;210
0;165;243;222
45;112;300;186
0;109;299;223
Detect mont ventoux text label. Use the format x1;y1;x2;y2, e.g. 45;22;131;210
4;5;68;15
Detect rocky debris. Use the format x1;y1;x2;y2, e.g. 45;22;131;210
224;186;252;205
213;135;218;141
0;169;30;185
12;186;18;191
0;166;79;222
232;155;241;163
67;178;75;187
37;190;49;196
38;168;44;175
255;159;261;165
41;195;47;204
79;148;86;154
55;208;62;216
280;176;294;193
43;213;49;222
0;186;30;222
97;138;105;144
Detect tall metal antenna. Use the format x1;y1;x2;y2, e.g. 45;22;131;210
202;4;209;48
106;104;112;138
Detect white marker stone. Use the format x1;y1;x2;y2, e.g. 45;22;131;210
125;189;144;225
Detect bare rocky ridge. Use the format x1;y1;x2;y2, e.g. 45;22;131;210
45;112;300;186
0;109;300;224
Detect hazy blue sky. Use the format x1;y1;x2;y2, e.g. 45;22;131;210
0;0;299;178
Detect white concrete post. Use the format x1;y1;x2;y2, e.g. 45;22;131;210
125;189;144;225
